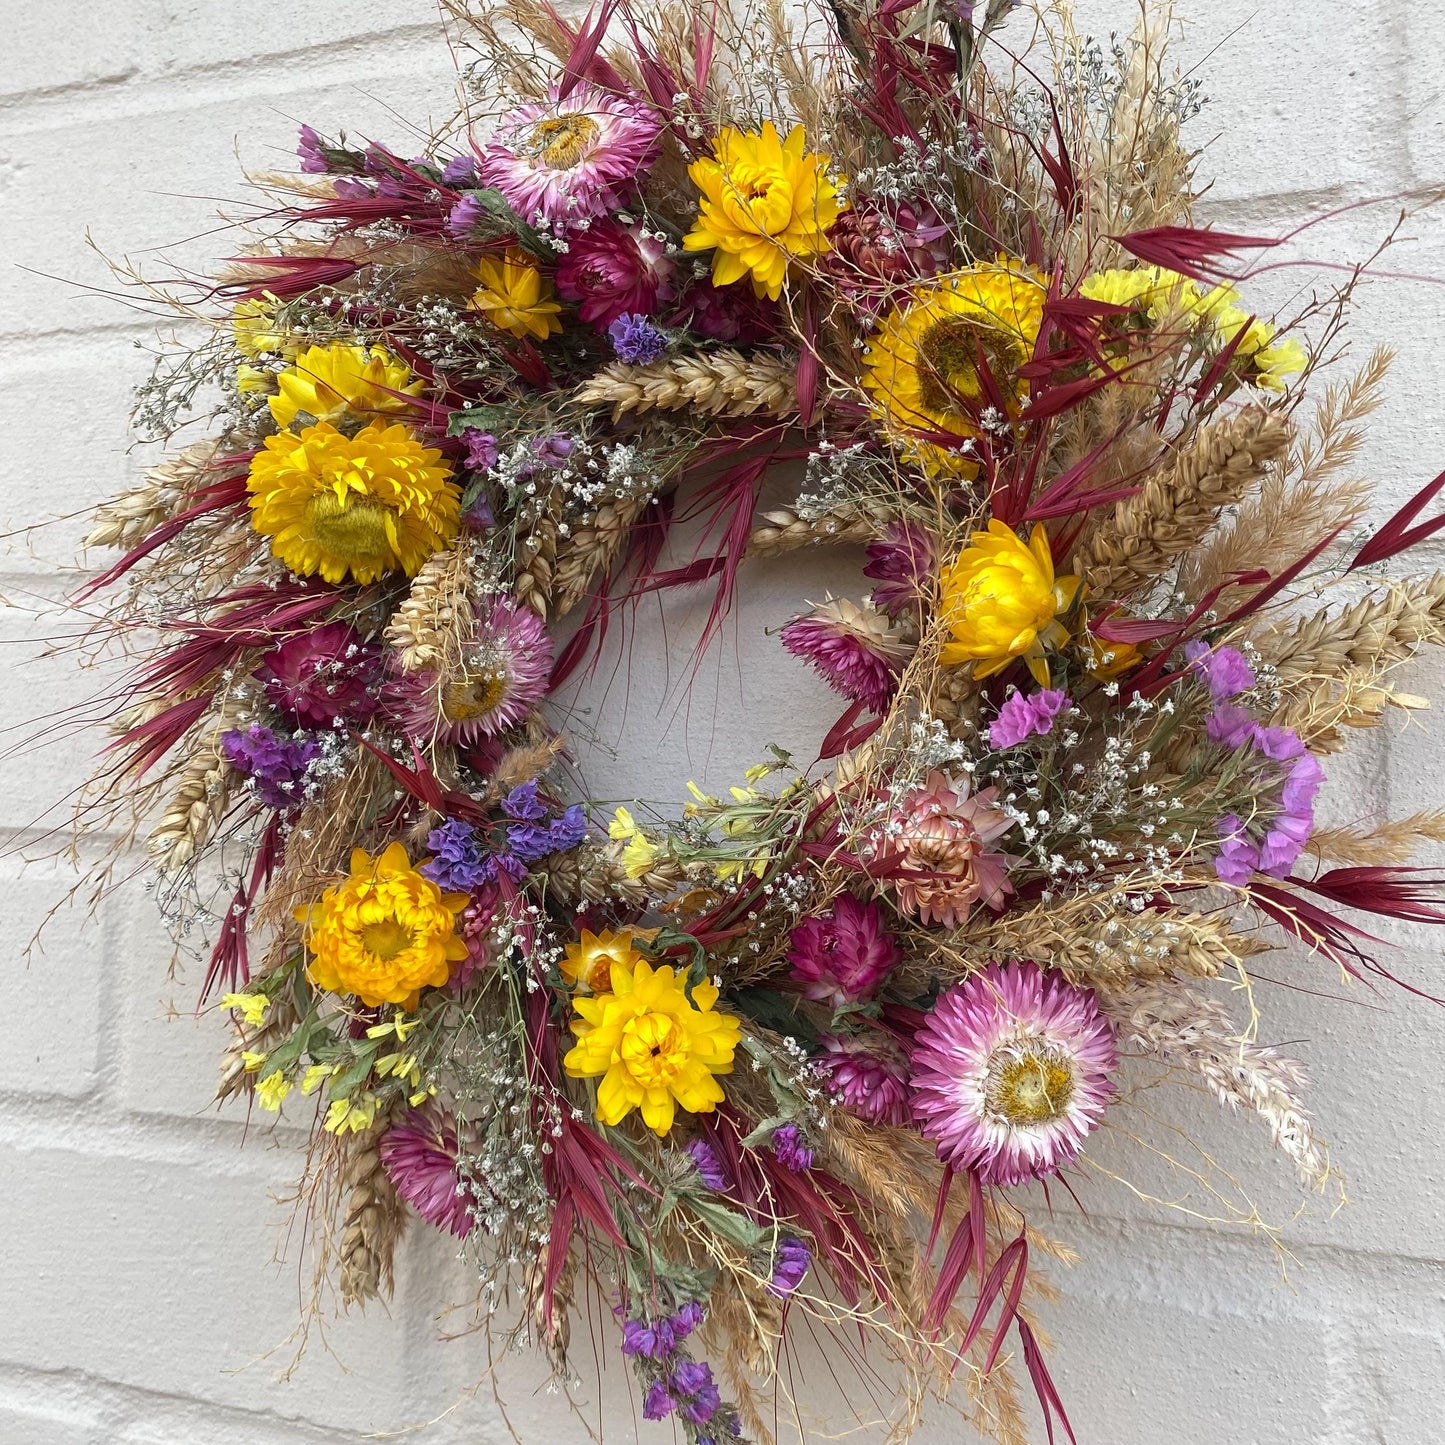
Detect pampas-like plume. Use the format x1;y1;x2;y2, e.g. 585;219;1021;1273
1081;406;1291;595
384;546;475;673
574;350;797;421
338;1122;409;1305
1103;979;1331;1188
145;697;243;874
85;439;222;550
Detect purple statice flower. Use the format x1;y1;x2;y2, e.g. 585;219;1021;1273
643;1381;675;1421
446;193;485;237
419;819;493;892
441;154;477;185
622;1318;675;1360
546;804;587;853
1206;703;1258;751
333;177;373;200
864;521;936;617
461;428;499;472
608;312;668;364
771;1124;814;1172
1258;751;1325;874
1185;640;1256;702
533;433;576;469
502;780;546;820
685;1137;729;1191
297;124;328;173
988;688;1071;750
671;1301;705;1339
787;893;900;1008
221;725;320;810
767;1237;811;1299
671;1360;722;1425
1214;815;1260;886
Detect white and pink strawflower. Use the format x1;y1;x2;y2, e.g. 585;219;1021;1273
378;1108;475;1236
383;597;552;744
781;596;915;714
479;84;661;225
875;770;1014;927
910;962;1116;1186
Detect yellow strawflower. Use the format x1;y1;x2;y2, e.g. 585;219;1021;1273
564;958;741;1135
683;122;845;300
562;927;644;992
296;842;469;1009
268;342;424;429
469;249;563;340
232;295;297;360
862;259;1047;473
247;420;459;584
939;520;1080;687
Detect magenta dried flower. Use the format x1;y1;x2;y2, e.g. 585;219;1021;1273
378;1109;474;1237
781;597;914;714
256;622;380;729
816;1032;911;1124
864;521;936;616
787;893;900;1008
910;961;1116;1186
556;219;676;327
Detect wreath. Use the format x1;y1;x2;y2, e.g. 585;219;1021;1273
70;0;1445;1438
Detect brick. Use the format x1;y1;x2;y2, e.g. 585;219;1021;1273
0;860;104;1098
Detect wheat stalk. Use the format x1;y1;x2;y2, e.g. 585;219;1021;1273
1081;406;1291;595
1259;574;1445;688
551;491;653;617
338;1122;408;1306
744;499;896;558
1103;979;1330;1188
85;439;222;550
384;546;476;673
145;696;243;874
573;349;797;421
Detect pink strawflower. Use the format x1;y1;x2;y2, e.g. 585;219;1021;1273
876;771;1014;928
383;598;551;744
817;1032;911;1124
864;521;936;617
827;198;950;300
478;84;660;225
910;962;1116;1186
988;688;1071;749
787;893;900;1007
555;218;676;327
671;278;780;342
256;622;380;728
781;597;915;714
379;1109;474;1236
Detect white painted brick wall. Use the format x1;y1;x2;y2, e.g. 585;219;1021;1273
3;2;1444;1440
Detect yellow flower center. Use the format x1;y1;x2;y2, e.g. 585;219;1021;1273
722;161;795;235
985;1043;1076;1126
359;918;417;962
619;1012;688;1089
526;114;600;169
440;671;507;722
306;492;396;571
915;315;1018;414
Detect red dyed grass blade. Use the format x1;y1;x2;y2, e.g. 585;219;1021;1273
1114;224;1283;283
1348;465;1445;571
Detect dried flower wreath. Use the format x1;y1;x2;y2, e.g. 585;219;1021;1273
67;0;1445;1438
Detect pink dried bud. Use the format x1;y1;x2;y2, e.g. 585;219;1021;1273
781;597;915;714
787;893;901;1007
817;1032;911;1124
